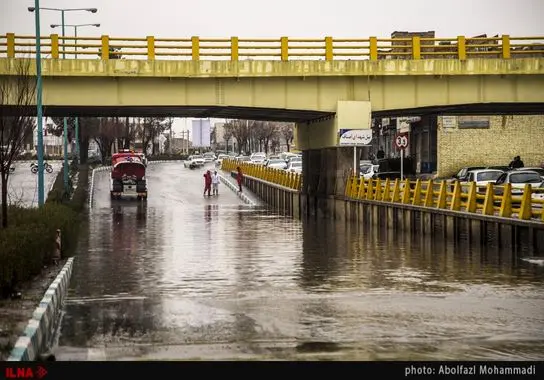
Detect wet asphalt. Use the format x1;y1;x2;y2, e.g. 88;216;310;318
54;162;544;360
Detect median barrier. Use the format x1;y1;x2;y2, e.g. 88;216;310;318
7;258;75;361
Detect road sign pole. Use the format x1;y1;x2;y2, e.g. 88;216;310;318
400;148;404;180
353;146;357;176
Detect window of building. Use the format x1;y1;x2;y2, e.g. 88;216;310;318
457;116;490;129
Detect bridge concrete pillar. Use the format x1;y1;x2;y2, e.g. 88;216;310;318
297;100;372;218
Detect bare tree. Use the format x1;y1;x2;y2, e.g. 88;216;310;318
223;124;234;153
226;119;251;154
282;124;294;152
0;59;36;228
139;117;168;155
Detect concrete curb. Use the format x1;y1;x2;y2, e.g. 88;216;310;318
7;257;75;361
219;175;257;206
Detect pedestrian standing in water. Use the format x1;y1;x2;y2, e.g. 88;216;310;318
211;170;220;196
236;166;243;192
203;170;212;196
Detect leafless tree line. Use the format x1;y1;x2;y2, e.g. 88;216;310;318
221;120;294;154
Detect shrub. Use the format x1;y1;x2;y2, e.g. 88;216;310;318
0;164;89;298
0;204;78;297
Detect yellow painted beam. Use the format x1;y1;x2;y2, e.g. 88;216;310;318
1;57;542;79
1;69;543;113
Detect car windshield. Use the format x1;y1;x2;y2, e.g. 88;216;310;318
269;159;284;164
476;171;502;181
240;156;251;161
360;164;373;174
193;155;203;159
252;155;266;160
217;154;228;159
291;162;302;167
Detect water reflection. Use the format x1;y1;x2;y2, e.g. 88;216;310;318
56;165;544;361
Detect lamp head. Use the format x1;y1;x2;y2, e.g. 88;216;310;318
89;8;98;13
93;24;101;27
28;7;35;12
50;24;59;28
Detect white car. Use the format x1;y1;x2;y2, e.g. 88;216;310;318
203;152;216;162
250;153;267;165
215;153;229;167
464;169;504;191
285;160;302;174
361;163;380;179
266;158;287;169
184;155;205;168
495;170;544;195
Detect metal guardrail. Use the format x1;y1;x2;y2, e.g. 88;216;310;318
221;159;301;191
1;34;543;61
345;177;544;222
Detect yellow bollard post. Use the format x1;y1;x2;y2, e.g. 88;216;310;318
518;184;532;220
382;179;391;202
366;179;374;200
466;182;477;213
437;181;447;209
482;183;495;215
401;179;411;204
423;180;434;207
391;179;401;202
412;179;422;206
373;180;382;201
499;183;512;218
450;181;461;211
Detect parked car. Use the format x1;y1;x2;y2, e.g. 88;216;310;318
452;166;486;181
361;163;380;179
463;169;505;191
285;160;302;174
516;167;544;181
495;170;544;195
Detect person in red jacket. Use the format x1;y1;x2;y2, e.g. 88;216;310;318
203;170;212;196
236;166;243;192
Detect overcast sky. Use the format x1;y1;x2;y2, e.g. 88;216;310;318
2;0;542;38
2;0;542;138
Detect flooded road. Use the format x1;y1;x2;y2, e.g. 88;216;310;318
55;162;544;360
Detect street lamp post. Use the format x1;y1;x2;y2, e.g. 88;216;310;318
51;23;100;162
51;23;100;59
28;6;97;195
33;0;45;206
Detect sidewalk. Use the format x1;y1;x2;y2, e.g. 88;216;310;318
219;169;263;206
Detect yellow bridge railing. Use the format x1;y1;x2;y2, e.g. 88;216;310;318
345;177;544;222
221;159;301;191
1;34;543;61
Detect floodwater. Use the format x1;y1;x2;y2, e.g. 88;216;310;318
54;162;544;361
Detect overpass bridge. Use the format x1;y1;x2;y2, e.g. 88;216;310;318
1;34;543;145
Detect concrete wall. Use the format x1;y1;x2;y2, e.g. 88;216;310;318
437;114;544;177
237;172;301;218
327;197;544;254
